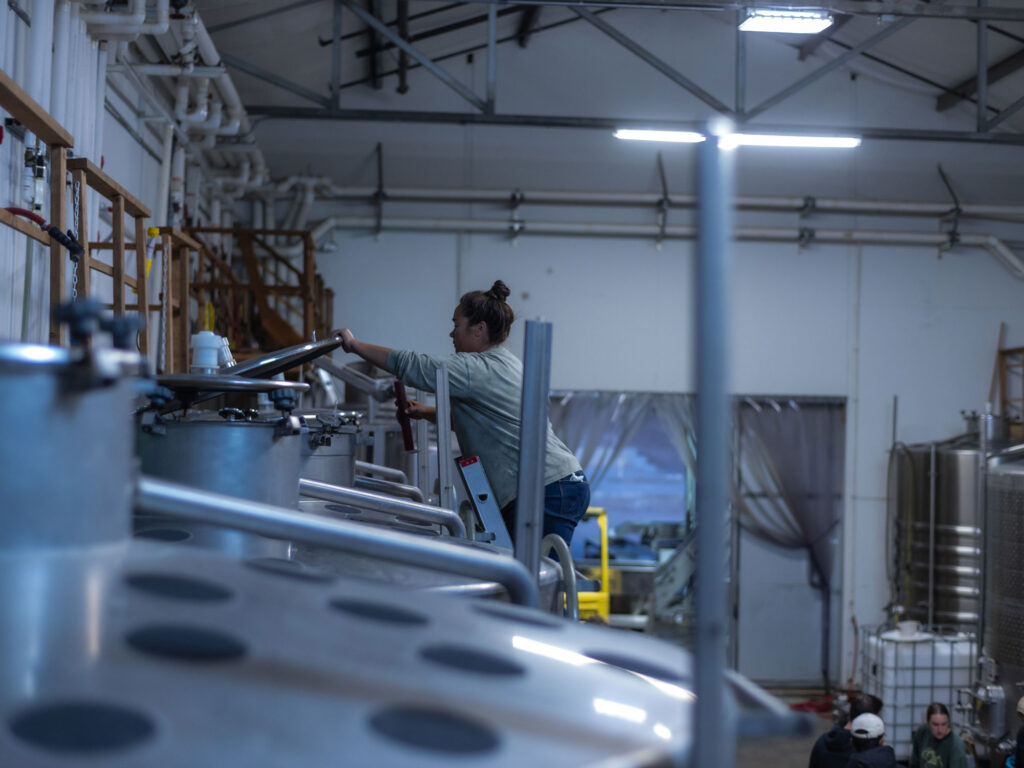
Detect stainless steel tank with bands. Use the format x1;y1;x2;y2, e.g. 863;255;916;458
983;461;1024;742
890;442;984;628
0;342;141;549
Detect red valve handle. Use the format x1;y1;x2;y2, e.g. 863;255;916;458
393;378;416;453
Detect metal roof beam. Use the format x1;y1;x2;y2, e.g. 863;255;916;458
936;46;1024;112
243;105;1024;144
743;17;913;121
796;15;852;61
985;92;1024;130
341;0;488;112
207;0;320;34
352;6;519;58
221;53;330;107
366;0;382;89
573;7;733;115
487;4;497;112
451;0;1024;22
331;0;343;108
516;6;542;47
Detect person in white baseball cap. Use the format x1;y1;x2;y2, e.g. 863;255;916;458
848;713;896;768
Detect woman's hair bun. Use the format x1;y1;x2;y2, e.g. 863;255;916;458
486;280;511;302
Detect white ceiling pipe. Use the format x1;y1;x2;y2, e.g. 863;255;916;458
81;0;145;28
154;123;174;226
211;158;251;196
300;215;1024;279
291;183;318;231
83;0;170;39
189;99;224;134
310;185;1024;223
94;41;108;164
27;0;55;112
174;77;210;123
189;12;259;148
126;63;227;78
49;0;71;128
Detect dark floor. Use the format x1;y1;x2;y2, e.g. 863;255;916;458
736;691;834;768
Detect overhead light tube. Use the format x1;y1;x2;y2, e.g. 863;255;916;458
614;129;706;143
719;133;861;149
739;9;833;34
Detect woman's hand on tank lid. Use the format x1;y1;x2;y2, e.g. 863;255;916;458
404;399;437;424
333;328;357;353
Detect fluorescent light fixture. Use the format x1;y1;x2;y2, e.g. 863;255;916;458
719;133;861;149
739;9;833;34
614;129;706;144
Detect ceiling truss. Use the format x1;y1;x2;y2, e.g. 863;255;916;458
211;0;1024;146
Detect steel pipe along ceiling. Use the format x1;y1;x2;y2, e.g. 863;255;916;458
301;216;1024;280
252;185;1024;223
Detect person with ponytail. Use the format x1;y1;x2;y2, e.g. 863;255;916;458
337;280;590;546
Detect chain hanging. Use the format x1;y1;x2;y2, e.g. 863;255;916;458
70;177;81;301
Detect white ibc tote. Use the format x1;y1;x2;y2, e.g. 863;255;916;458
861;625;975;760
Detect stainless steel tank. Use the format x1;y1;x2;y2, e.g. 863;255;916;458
983;461;1024;742
137;409;304;558
890;440;984;628
299;410;361;488
0;342;140;549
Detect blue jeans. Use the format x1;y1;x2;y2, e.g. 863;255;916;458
542;471;590;546
501;472;590;547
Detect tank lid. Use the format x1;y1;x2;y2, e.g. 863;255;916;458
224;336;344;379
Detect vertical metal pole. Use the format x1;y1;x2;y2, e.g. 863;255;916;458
977;407;989;650
515;320;553;581
331;0;343;110
415;397;431;501
928;442;936;628
734;19;746;116
729;406;742;670
435;364;456;511
977;0;988;133
486;4;497;113
694;120;736;768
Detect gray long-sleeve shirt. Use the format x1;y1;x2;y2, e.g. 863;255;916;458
386;345;581;509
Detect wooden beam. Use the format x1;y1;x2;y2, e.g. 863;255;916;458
303;233;315;341
0;208;50;245
66;158;150;218
0;67;74;147
111;195;126;315
190;282;306;294
252;235;303;278
48;146;67;346
73;169;91;298
135;217;150;354
174;244;190;373
88;242;137;250
198;245;238;283
240;233;303;348
153;226;202;251
90;261;114;277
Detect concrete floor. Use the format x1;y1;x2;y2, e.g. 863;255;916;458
735;693;834;768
